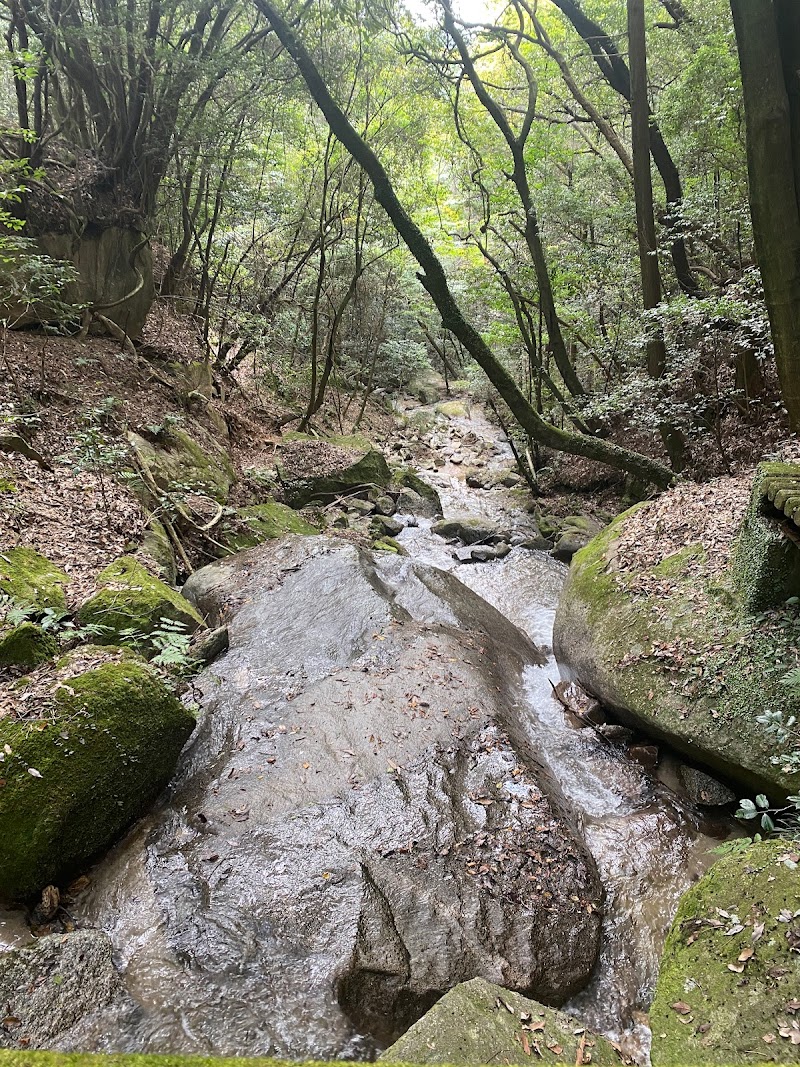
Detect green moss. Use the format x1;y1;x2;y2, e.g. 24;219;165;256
77;556;203;645
128;425;235;505
557;501;799;794
373;538;402;554
650;840;800;1065
0;622;57;668
653;543;707;577
392;468;442;514
0;549;68;614
279;439;391;508
0;475;16;493
0;1056;542;1067
732;462;800;612
381;978;620;1064
435;400;467;418
219;502;318;552
0;651;195;897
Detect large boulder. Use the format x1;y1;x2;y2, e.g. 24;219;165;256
391;468;442;517
553;487;800;796
0;931;122;1049
381;977;621;1064
217;502;318;553
650;840;800;1064
432;515;510;546
278;435;391;507
732;462;800;611
77;555;204;646
0;647;195;898
73;537;602;1057
128;425;235;505
0;548;68;612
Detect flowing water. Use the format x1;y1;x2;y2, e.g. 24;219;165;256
392;407;733;1062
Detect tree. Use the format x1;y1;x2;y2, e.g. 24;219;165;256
252;0;674;488
3;0;266;333
730;0;800;429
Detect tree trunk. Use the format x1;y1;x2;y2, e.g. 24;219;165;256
254;0;674;489
731;0;800;429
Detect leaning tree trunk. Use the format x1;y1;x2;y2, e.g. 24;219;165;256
731;0;800;429
253;0;674;490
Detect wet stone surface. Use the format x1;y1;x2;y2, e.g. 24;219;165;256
64;537;602;1058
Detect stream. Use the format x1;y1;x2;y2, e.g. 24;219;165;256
1;404;732;1064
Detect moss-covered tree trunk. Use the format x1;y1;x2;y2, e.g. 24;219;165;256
731;0;800;429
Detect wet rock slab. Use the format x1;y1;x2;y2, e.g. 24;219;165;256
66;537;601;1058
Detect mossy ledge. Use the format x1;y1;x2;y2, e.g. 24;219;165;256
650;839;800;1065
553;498;800;796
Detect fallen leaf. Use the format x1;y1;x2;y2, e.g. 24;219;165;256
671;1002;692;1015
27;767;42;778
738;947;754;962
727;963;745;973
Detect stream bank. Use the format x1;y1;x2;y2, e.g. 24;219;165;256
0;402;734;1064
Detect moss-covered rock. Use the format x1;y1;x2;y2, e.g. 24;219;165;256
391;468;442;517
0;623;57;669
650;840;800;1065
732;462;800;612
278;437;391;508
0;549;68;613
435;400;467;419
0;649;195;898
218;502;318;553
128;425;235;505
77;556;204;645
553;505;800;795
138;518;177;585
381;977;620;1064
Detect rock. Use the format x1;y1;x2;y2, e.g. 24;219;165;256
465;469;492;490
521;533;553;552
392;468;443;517
470;542;511;563
373;537;404;554
0;548;69;612
628;742;660;771
553;505;800;795
128;425;235;505
348;498;376;515
450;452;464;464
499;472;524;488
332;514;349;529
218;502;318;553
435;400;467;418
189;624;229;666
597;723;634;743
678;765;736;807
372;494;397;516
278;436;391;508
0;622;57;669
650;840;800;1065
0;930;123;1049
0;648;195;898
77;555;204;647
380;977;620;1064
138;517;177;585
551;530;592;563
371;514;404;538
0;433;50;469
432;515;510;546
76;538;603;1056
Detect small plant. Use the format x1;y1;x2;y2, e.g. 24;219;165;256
58;403;128;525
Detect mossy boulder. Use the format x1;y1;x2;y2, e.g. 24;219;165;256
732;462;800;612
650;840;800;1064
138;518;177;585
381;977;620;1064
553;505;800;795
218;502;318;553
77;556;204;645
391;468;442;517
0;548;68;612
432;515;509;545
435;400;467;419
128;425;235;504
278;436;391;508
0;649;195;898
0;622;57;669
